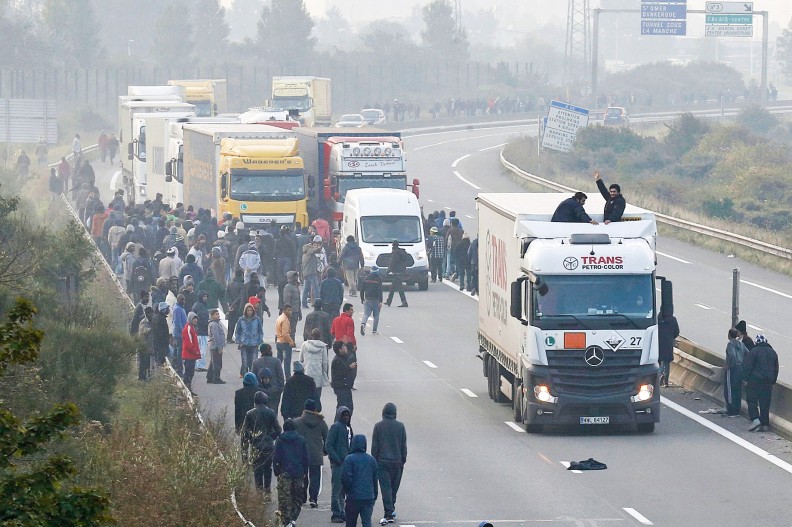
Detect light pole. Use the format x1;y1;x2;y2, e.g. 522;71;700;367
128;40;134;57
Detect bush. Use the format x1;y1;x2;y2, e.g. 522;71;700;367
737;104;778;135
663;113;710;157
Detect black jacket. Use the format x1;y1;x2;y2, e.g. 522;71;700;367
360;273;383;304
303;309;333;345
552;197;592;223
234;385;264;432
387;247;410;276
325;406;353;466
657;313;680;363
151;312;171;351
273;431;310;478
281;372;317;419
743;342;779;385
240;404;281;458
371;403;407;465
191;298;209;336
596;179;626;222
331;353;355;389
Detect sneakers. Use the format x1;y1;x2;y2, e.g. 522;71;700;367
360;324;365;336
398;303;408;307
380;519;389;526
309;499;318;508
372;330;378;334
331;518;345;524
749;418;761;431
387;512;396;523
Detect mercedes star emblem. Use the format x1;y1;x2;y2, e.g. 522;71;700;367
584;346;605;367
563;257;579;270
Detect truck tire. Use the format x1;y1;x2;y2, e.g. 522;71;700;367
524;423;544;433
637;422;655;433
418;276;429;291
491;361;507;403
484;355;495;400
512;379;523;422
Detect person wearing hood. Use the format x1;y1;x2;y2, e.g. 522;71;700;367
252;343;285;410
273;419;310;527
239;240;262;284
342;434;378;527
454;233;472;291
372;403;407;525
235;372;265;433
742;334;779;432
320;267;345;319
158;246;182;280
171;294;187;376
724;328;747;416
207;309;227;384
179;253;204;285
241;391;282;493
198;269;227;310
151;277;169;306
735;320;755;350
281;361;317;421
256;366;283;415
191;290;211;371
137;307;155;381
304;298;333;346
657;306;680;387
326;406;353;523
385;241;409;307
360;266;383;336
294;399;329;508
225;269;246;343
181;311;201;395
300;328;331;410
209;245;227;287
152;302;171;368
331;341;356;414
234;302;264;377
340;235;365;297
179;275;196;311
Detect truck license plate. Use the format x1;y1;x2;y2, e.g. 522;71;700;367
580;416;609;425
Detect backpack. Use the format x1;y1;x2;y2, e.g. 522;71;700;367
132;263;154;290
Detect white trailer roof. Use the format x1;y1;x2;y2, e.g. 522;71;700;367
182;123;294;136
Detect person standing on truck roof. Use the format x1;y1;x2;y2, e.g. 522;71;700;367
594;171;625;224
551;192;599;224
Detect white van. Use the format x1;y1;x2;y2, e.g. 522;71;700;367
341;188;429;291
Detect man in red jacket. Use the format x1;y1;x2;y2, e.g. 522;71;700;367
331;303;356;348
182;311;202;396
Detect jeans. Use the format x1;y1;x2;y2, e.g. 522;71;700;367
183;359;196;388
377;461;404;518
445;251;456;277
239;345;257;376
302;464;322;503
138;350;151;381
197;335;208;369
208;348;224;382
345;498;374;527
170;336;183;376
301;274;320;307
429;257;443;281
313;387;323;412
330;463;346;519
277;342;293;379
724;366;742;415
362;300;380;332
111;246;120;270
746;382;773;425
334;387;354;414
457;262;469;289
277;256;293;281
323;302;341;320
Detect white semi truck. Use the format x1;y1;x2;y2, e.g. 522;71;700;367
271;76;331;126
477;193;672;433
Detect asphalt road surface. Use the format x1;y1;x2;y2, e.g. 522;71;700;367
90;123;792;526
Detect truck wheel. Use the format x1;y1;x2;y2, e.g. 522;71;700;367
492;362;507;403
637;422;655;433
484;356;495;400
524;423;544;433
512;379;523;422
418;276;429;291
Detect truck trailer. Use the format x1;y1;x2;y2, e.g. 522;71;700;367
477;193;672;433
181;123;308;230
271;76;331;126
168;79;228;116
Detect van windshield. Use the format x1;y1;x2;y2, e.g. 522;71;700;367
360;216;422;244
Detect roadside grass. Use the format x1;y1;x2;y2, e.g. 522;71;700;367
503;138;792;277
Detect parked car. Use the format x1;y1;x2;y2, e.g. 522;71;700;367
360;108;386;125
603;107;629;126
334;114;366;128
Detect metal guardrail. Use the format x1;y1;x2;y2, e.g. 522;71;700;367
499;151;792;260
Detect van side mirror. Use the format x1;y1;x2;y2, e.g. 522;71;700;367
510;281;523;320
127;142;134;155
165;160;173;177
307;175;315;189
220;173;229;199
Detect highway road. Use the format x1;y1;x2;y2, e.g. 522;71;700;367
91;123;792;526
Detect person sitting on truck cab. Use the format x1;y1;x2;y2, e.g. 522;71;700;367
594;170;625;224
551;192;598;225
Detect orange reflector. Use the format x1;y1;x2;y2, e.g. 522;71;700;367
564;332;586;349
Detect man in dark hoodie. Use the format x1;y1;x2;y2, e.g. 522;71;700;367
152;302;171;367
191;290;210;371
385;241;409;307
241;391;282;493
372;403;407;525
342;434;378;527
743;334;779;432
303;298;333;346
320;267;345;319
331;341;356;414
294;399;329;508
326;406;353;523
273;419;310;527
281;361;317;420
225;269;246;342
234;372;264;433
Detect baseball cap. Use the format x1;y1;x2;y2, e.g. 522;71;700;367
313;235;323;243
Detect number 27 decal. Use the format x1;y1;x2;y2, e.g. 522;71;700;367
630;337;642;346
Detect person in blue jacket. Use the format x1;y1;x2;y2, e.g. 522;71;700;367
342;434;378;527
273;419;310;527
551;192;598;224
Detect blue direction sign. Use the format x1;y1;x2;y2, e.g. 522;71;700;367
641;0;687;36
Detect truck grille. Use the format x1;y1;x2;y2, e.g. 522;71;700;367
546;348;642;397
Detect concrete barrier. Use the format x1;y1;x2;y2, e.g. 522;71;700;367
671;336;792;439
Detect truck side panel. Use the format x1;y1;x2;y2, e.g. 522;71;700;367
313;78;332;125
182;130;218;213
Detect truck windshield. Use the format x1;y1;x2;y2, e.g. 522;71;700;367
532;274;654;330
361;216;422;244
338;177;406;202
272;96;310;111
230;168;305;201
192;100;212;117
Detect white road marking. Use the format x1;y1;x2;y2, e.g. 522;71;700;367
390;336;404;344
661;396;792;475
422;360;438;369
504;421;525;433
426;198;435;202
559;461;582;474
460;388;478;398
109;170;121;190
464;214;474;219
748;324;764;332
694;303;712;310
656;251;691;264
478;142;508;152
741;279;792;300
451;154;471;168
444;206;452;210
453;170;482;190
623;507;653;525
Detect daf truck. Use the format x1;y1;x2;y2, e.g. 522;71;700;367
271;76;331;126
477;193;672;433
295;128;418;223
168;79;228;116
181;124;309;230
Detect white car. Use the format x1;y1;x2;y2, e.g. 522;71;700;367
334;114;366;128
360;108;386;125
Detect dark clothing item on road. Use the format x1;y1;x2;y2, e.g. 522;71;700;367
551;197;592;223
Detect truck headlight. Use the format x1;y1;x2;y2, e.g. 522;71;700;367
415;249;427;261
631;384;654;403
534;385;557;404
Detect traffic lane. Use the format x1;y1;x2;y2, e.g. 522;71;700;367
412;283;792;526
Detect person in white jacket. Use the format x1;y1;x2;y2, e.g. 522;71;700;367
299;327;330;411
158;247;182;280
239;240;262;285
